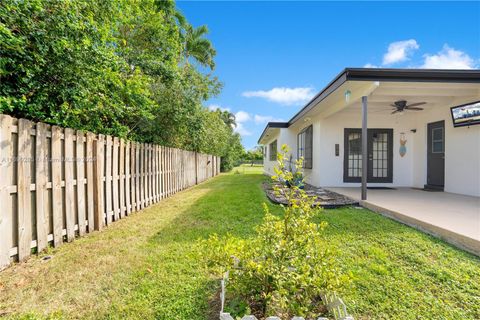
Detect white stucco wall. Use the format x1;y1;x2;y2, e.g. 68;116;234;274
262;129;296;176
411;101;480;197
314;111;415;188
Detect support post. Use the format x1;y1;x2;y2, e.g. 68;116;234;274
361;96;368;200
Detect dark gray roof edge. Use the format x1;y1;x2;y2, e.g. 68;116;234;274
257;122;288;144
345;68;480;82
257;68;480;144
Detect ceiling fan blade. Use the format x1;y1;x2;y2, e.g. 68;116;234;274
390;104;398;108
406;107;424;111
406;102;427;108
391;110;399;114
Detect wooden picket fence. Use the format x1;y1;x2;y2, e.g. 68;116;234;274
0;114;221;270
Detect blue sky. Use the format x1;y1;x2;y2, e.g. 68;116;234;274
176;1;480;150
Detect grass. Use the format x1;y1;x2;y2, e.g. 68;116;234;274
0;166;479;319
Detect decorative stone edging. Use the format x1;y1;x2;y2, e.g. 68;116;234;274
219;271;354;320
263;182;358;209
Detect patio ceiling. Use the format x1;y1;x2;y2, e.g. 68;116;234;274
331;80;480;117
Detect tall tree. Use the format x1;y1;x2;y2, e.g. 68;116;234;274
219;110;237;128
0;0;243;169
184;25;216;70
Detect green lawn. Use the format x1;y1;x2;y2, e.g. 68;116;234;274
0;167;479;319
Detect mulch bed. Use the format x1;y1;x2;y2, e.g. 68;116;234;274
263;182;358;209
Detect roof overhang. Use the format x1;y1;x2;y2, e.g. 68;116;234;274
257;122;288;145
258;68;480;144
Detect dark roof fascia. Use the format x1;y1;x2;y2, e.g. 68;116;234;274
257;122;288;144
345;68;480;83
288;70;348;125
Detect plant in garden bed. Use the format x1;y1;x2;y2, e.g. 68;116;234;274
200;145;350;319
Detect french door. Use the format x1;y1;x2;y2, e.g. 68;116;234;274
343;128;393;183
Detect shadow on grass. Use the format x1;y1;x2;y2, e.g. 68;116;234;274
149;173;281;245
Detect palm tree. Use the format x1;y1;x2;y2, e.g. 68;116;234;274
185;25;216;70
213;109;236;128
221;110;236;128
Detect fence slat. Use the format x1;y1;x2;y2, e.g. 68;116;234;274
76;131;86;236
135;143;141;211
157;145;161;200
112;137;119;221
119;139;125;218
93;135;105;231
86;132;95;232
139;143;144;209
125;141;131;215
168;147;171;196
152;145;156;202
131;142;136;212
51;126;63;247
17;119;33;261
160;146;164;199
35;122;48;252
152;145;156;201
175;149;178;193
146;144;151;205
64;128;75;242
0;115;13;269
105;135;113;225
148;144;152;204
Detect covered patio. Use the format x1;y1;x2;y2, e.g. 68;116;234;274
327;187;480;256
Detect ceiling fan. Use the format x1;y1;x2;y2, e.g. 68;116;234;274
391;100;426;114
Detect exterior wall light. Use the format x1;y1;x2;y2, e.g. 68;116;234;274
345;90;352;103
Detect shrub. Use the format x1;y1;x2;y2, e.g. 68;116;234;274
201;144;349;318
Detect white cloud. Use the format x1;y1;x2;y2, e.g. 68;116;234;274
235;110;251;123
382;39;419;65
421;44;476;69
242;87;315;106
234;122;251;136
363;63;378;68
207;104;230;112
253;114;285;124
232;110;252;136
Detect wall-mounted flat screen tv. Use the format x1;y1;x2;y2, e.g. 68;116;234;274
451;100;480;127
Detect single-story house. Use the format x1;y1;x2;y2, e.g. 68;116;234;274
259;68;480;198
258;68;480;254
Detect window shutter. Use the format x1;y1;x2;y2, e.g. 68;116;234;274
304;126;313;169
269;140;277;161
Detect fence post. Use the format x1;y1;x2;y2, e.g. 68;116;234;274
93;134;105;231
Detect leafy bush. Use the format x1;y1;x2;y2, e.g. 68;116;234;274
0;0;244;163
201;145;349;318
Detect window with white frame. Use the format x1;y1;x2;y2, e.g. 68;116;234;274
269;140;277;161
297;125;313;169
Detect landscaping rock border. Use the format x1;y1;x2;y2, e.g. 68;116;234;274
263;182;358;209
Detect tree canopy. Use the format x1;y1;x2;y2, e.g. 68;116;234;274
0;0;244;170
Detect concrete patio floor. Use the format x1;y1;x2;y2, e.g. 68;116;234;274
326;187;480;256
